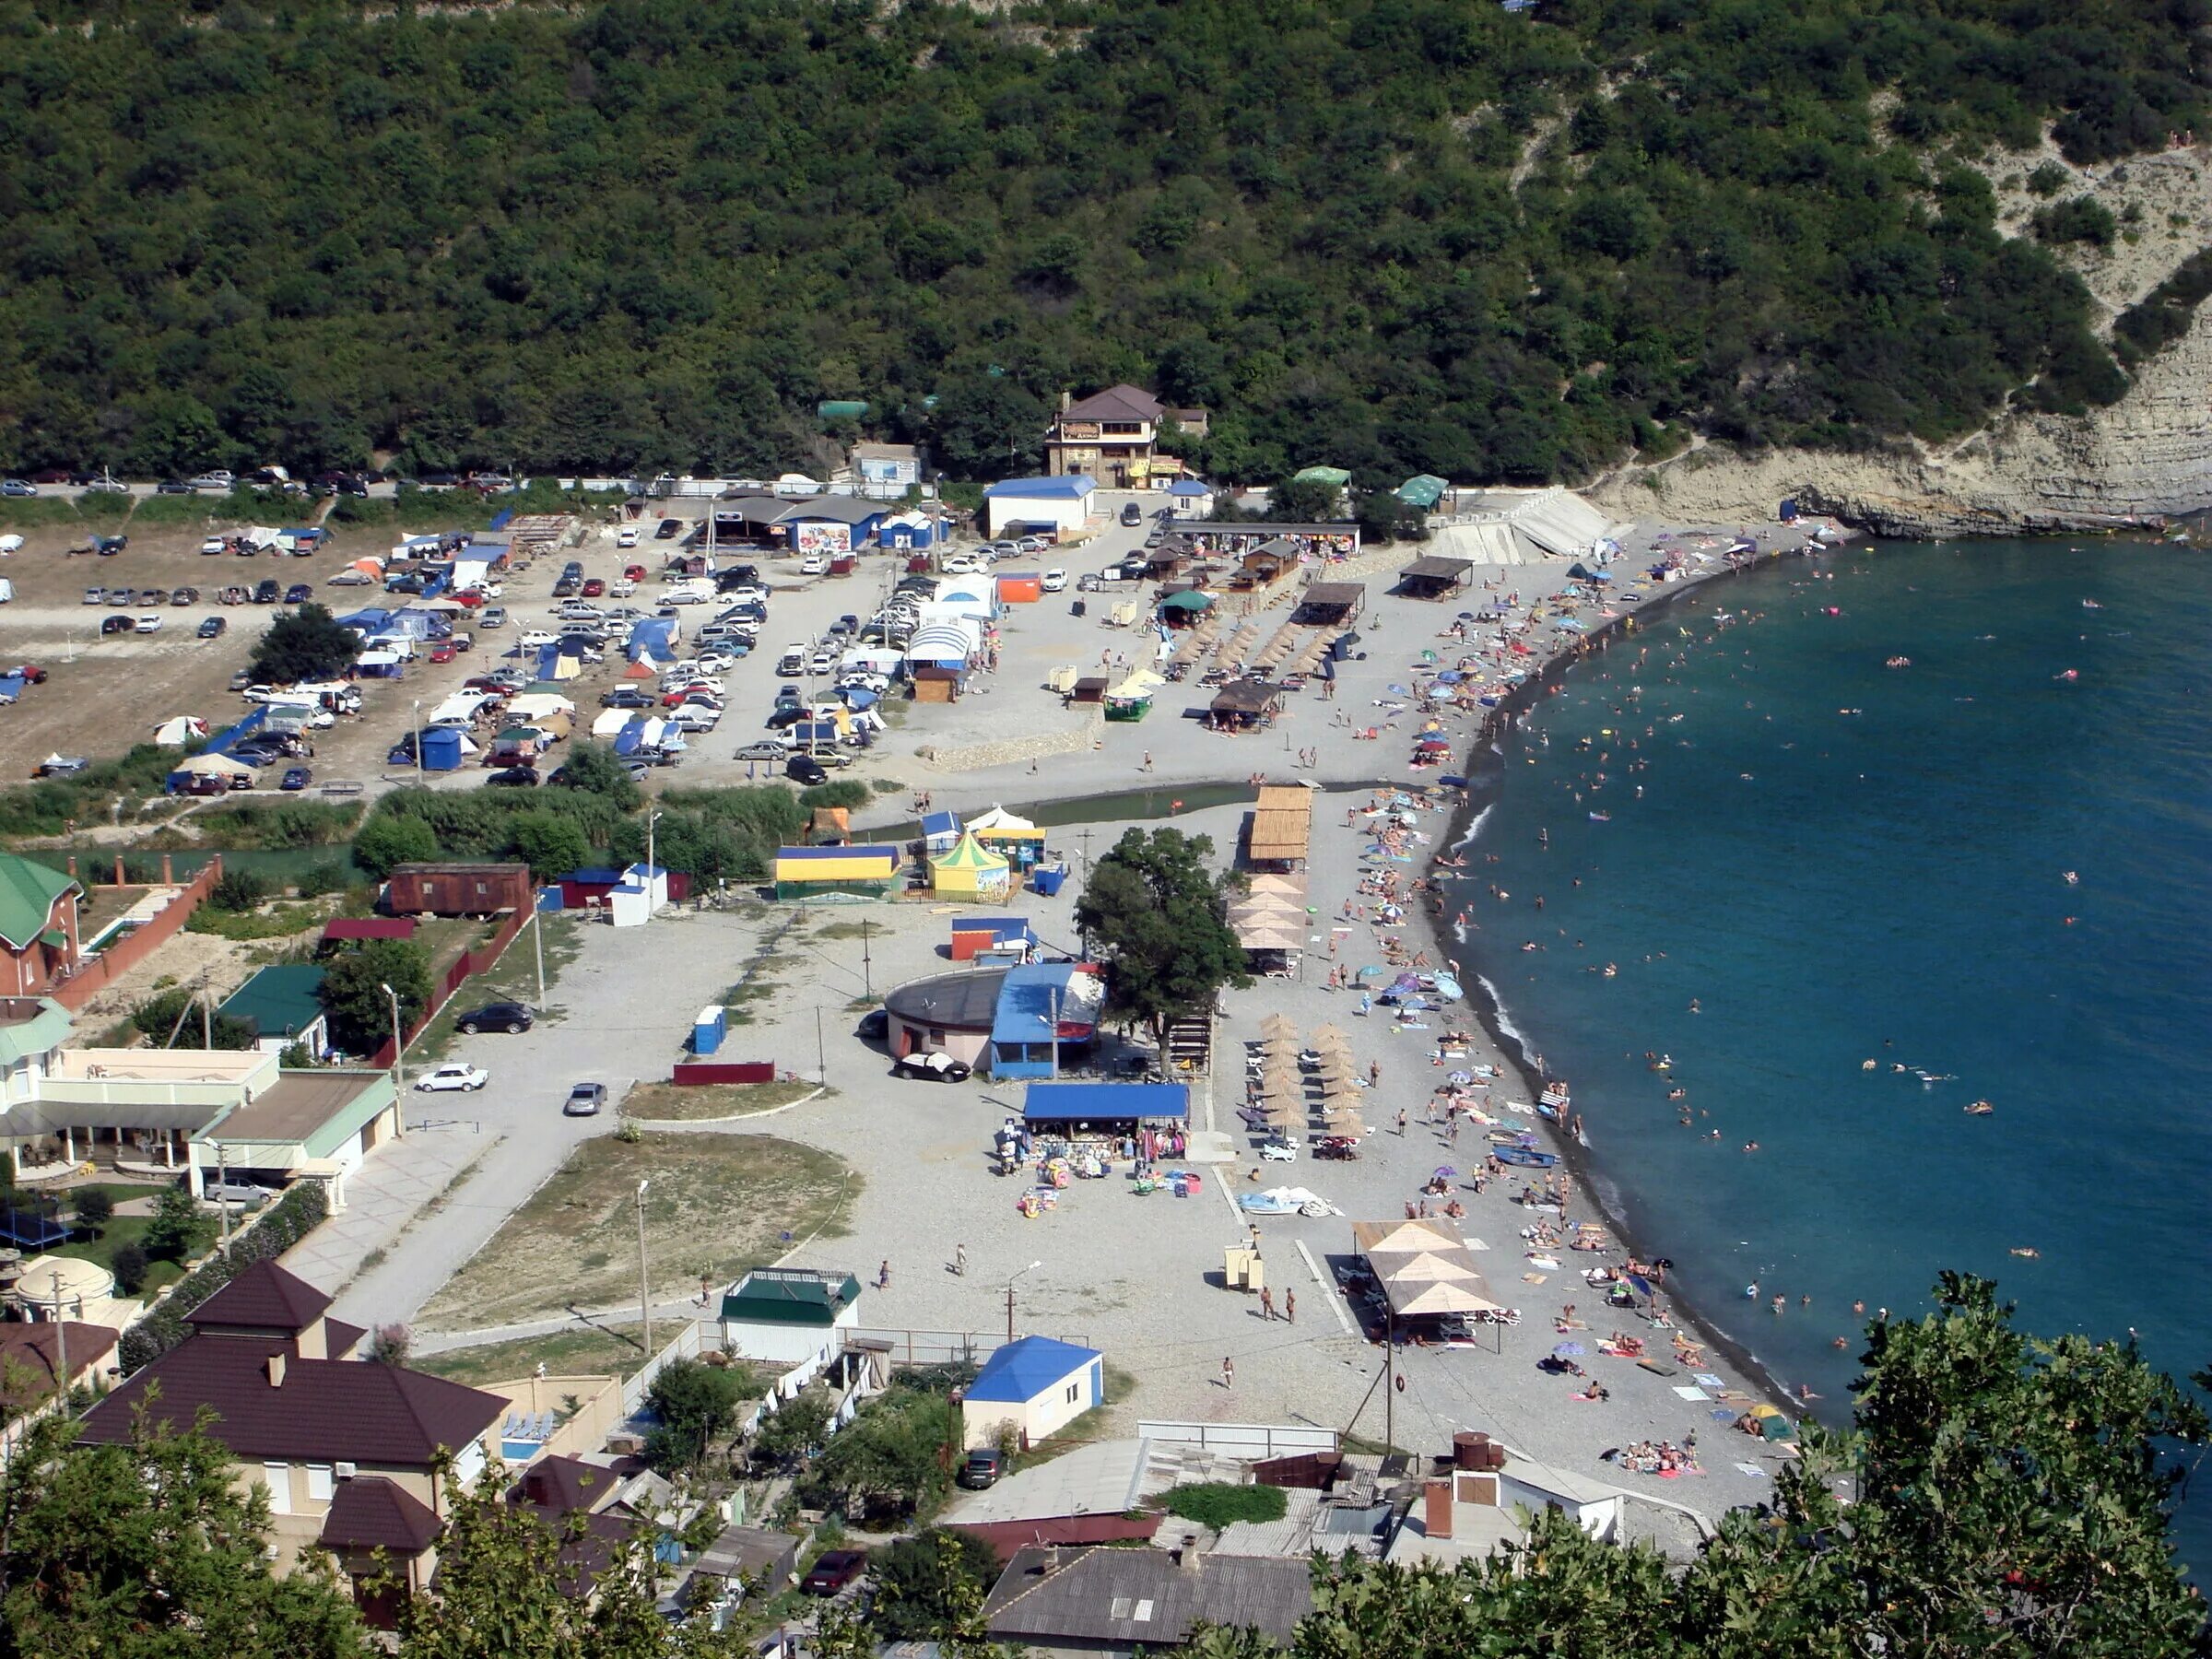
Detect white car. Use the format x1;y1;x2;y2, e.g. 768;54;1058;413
199;536;228;555
134;614;163;633
609;577;636;596
616;526;640;547
190;470;236;491
417;1063;488;1093
1041;569;1067;593
799;553;829;576
720;583;768;605
516;629;556;649
942;555;984;575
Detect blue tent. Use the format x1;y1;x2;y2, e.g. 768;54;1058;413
612;719;647;759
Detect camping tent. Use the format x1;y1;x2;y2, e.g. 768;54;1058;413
150;715;208;747
930;832;1011;901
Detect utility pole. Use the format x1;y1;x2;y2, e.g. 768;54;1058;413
1384;1307;1395;1455
380;982;406;1132
531;901;547;1004
860;920;872;1000
200;988;212;1050
1006;1260;1041;1342
51;1272;67;1415
644;810;664;918
636;1179;653;1358
214;1140;231;1257
1048;984;1060;1080
814;1006;827;1085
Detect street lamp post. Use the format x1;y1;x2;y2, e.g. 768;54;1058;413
636;1179;653;1357
1006;1259;1041;1342
645;810;664;918
380;982;406;1132
411;699;423;773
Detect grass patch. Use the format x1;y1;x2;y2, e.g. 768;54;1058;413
186;897;339;941
46;1182;199;1296
621;1079;824;1123
414;912;583;1062
1161;1483;1288;1529
871;778;906;794
811;921;876;940
185;799;362;849
418;1132;853;1330
414;1324;654;1390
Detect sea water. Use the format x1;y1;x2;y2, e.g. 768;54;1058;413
1453;538;2212;1561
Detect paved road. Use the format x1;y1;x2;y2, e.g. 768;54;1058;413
311;907;766;1331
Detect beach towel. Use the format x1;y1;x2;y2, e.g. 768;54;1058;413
1672;1385;1712;1402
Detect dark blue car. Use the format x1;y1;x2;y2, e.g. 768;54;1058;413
280;766;312;791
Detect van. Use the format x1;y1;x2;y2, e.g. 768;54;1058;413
776;645;809;676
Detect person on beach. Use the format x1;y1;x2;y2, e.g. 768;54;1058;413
1221;1356;1235;1389
1260;1287;1274;1320
1284;1288;1296;1324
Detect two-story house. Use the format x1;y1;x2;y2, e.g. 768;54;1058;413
78;1260;505;1627
0;853;79;996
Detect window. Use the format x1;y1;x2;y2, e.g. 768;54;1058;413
1066;1383;1080;1403
928;1027;946;1044
306;1464;335;1502
263;1462;292;1515
1134;1599;1155;1622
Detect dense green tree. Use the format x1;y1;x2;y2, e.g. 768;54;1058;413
749;1390;833;1470
143;1185;208;1264
550;740;641;811
70;1188;112;1236
130;986;256;1050
806;1384;959;1522
1073;828;1251;1046
929;373;1048;479
1266;477;1344;523
352;813;440;878
319;937;433;1053
248;604;360;685
506;811;594;883
0;1414;372;1659
641;1359;752;1472
867;1528;996;1642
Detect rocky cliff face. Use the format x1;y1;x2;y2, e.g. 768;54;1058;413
1591;149;2211;538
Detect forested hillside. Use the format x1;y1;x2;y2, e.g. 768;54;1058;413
0;0;2202;487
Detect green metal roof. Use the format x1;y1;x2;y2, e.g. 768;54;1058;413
216;965;327;1041
1292;465;1351;488
719;1268;861;1326
0;854;77;952
1396;474;1449;509
0;1000;72;1070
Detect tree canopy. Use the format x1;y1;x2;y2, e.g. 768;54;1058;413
319;937;433;1052
1074;827;1251;1044
0;0;2199;489
248;604;361;686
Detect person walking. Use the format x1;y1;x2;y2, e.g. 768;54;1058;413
877;1259;891;1289
1284;1288;1296;1324
1259;1286;1274;1321
954;1243;968;1277
1221;1356;1235;1389
1394;1108;1408;1135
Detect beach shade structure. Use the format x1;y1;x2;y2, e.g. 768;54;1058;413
928;832;1012;900
1159;590;1213;617
1261;1014;1299;1039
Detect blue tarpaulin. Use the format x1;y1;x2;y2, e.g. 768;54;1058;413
1020;1082;1188;1123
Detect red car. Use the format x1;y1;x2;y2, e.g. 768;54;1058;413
429;641;457;664
623;563;646;582
581;577;606;597
450;589;485;608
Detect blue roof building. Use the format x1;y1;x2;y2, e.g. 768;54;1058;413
1019;1081;1188;1124
982;475;1098;538
962;1335;1104;1450
989;962;1106;1079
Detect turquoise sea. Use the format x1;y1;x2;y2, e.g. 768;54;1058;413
1453;537;2212;1561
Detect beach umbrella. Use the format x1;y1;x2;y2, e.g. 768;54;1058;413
1433;1167;1457;1180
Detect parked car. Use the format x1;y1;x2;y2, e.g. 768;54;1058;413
480;606;508;628
172;586;199;605
957;1447;1004;1488
104;587;131;606
156;479;195;495
253;579;280;603
190;470;236;491
0;480;36;498
133;614;163;633
428;641;456;664
1121;501;1144;524
733;739;790;761
616;526;639;548
229;667;255;690
785;754;829;786
197;616;226;639
100;615;135;635
417;1063;488;1093
892;1051;971;1082
654;519;684;539
802;1551;868;1596
81;587;103;606
327;569;374;585
941;555;984;575
1041;569;1068;592
455;1002;534;1034
562;1081;607;1116
603;688;657;709
135;588;167;606
280;765;312;791
486;765;540;788
798;553;829;576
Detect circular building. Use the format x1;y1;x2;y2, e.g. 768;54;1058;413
883;969;1008;1068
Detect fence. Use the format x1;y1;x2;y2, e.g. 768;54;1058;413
368;904;531;1069
844;1327;1091;1370
1135;1420;1339;1458
51;858;223;1013
670;1062;778;1086
618;1318;708;1419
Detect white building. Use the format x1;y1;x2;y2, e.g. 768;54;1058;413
717;1267;863;1366
981;476;1097;540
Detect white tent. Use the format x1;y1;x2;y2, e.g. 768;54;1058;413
505;692;577;721
967;805;1035;833
591;708;631;737
150;715;208;747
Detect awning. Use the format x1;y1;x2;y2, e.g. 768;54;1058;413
1021;1082;1189;1123
1159;591;1213;613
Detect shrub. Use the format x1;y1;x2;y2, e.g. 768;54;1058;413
367;1324;411;1365
2031;195;2117;247
116;1182;328;1373
1162;1482;1288;1530
111;1242;150;1296
208;867;268;912
71;1188;113;1234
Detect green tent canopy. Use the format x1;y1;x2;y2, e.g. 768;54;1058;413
1397;474;1449;509
1293;465;1352;488
1159;591;1214;613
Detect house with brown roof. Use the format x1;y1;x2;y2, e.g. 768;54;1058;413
0;1319;119;1459
1046;385;1201;488
78;1259;505;1627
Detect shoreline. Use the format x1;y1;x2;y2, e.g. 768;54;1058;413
1416;544;1836;1418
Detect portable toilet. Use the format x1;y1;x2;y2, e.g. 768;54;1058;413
418;726;465;771
694;1005;728;1056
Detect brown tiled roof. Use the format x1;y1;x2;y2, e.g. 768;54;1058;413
183;1259;332;1335
1062;384;1162;423
319;1476;441;1553
0;1322;117;1411
510;1453;615;1516
79;1335;503;1465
